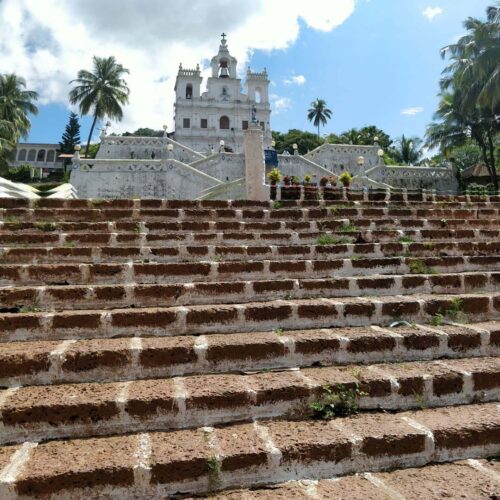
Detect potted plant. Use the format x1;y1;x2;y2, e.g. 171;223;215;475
283;175;291;186
322;176;339;200
339;172;352;189
267;168;281;200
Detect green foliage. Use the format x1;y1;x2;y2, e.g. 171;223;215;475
339;222;359;233
69;55;130;159
272;201;283;209
273;327;284;336
206;456;221;488
122;127;164;137
307;98;332;140
272;129;322;155
431;313;444;326
390;135;423;165
327;125;393;150
398;235;414;243
338;172;352;187
59;112;81;155
82;143;100;159
315;234;350;245
4;164;32;182
35;221;60;232
310;384;366;419
267;167;282;184
408;259;434;274
466;183;496;195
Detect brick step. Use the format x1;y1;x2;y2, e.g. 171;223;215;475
1;293;498;343
1;356;498;445
2;212;500;228
1;321;497;387
1;228;499;248
1;256;498;287
0;403;498;497
2;240;499;265
199;459;500;499
1;271;498;312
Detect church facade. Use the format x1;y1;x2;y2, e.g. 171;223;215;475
173;34;272;154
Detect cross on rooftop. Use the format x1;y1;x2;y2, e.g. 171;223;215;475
221;32;227;41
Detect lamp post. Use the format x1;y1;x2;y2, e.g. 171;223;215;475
377;148;384;165
163;125;168;137
292;143;298;156
167;143;174;158
271;140;276;149
357;155;365;170
219;140;225;153
374;136;379;147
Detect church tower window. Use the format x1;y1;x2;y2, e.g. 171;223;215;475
200;119;208;128
219;116;230;129
219;60;230;78
186;84;192;99
183;118;191;128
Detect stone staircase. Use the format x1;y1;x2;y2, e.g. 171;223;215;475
0;194;498;499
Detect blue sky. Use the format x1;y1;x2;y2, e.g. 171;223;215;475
21;0;492;145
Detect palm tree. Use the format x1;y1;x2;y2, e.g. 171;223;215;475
0;74;39;141
341;128;360;145
307;99;332;141
69;56;130;157
393;134;423;165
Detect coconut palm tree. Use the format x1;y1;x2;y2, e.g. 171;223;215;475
69;56;130;157
393;135;423;165
307;99;332;141
0;74;39;141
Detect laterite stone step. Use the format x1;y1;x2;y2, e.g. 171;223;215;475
1;322;497;387
1;240;499;264
0;403;498;498
0;356;498;444
1;294;498;342
1;271;498;311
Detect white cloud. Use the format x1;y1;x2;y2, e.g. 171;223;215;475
401;107;424;116
270;94;292;114
0;0;355;136
422;6;443;21
283;75;306;85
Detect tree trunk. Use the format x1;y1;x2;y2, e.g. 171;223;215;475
85;114;98;159
486;130;499;192
317;123;320;143
477;134;496;192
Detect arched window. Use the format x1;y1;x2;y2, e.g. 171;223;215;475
219;116;230;129
28;149;36;161
255;88;262;104
46;150;55;162
186;84;192;99
18;149;27;161
37;150;46;162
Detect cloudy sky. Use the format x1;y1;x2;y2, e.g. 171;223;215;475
0;0;492;144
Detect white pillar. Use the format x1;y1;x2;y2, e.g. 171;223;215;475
244;123;267;201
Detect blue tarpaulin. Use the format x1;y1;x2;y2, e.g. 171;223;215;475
264;149;278;166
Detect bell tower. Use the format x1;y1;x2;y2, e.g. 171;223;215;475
210;33;237;79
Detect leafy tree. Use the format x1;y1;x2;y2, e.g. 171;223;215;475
428;4;499;190
272;129;322;155
59;112;81;155
81;143;100;159
0;74;38;141
391;134;423;165
122;128;164;137
326;125;392;150
307;98;332;141
69;56;130;158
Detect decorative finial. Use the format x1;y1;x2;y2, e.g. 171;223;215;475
221;32;227;42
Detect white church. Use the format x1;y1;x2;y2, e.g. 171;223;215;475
172;34;272;154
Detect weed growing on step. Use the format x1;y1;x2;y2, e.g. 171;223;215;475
350;255;365;261
206;456;221;488
327;204;349;214
398;236;414;243
408;259;435;274
272;201;283;209
19;303;42;313
310;384;366;419
339;222;359;233
414;391;427;410
132;224;141;233
283;293;293;300
214;255;222;262
273;327;284;336
4;216;22;228
35;221;60;232
90;199;105;206
315;234;350;245
63;241;76;248
431;313;444;326
423;242;435;250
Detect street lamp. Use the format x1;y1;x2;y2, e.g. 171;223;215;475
357;155;365;168
292;143;298;155
219;140;225;152
271;140;276;148
377;149;384;165
167;143;174;157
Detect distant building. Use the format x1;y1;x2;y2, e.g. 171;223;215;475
11;143;63;171
173;34;272;154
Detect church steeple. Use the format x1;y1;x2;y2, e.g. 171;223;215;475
211;33;237;78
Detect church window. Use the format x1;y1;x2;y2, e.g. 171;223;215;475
200;118;208;129
219;59;229;78
18;149;27;161
219;116;230;129
46;150;55;162
183;118;191;128
222;87;228;96
242;120;248;130
186;84;193;99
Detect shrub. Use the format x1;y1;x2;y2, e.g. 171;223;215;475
310;384;366;419
5;165;32;183
267;167;282;184
339;172;353;187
